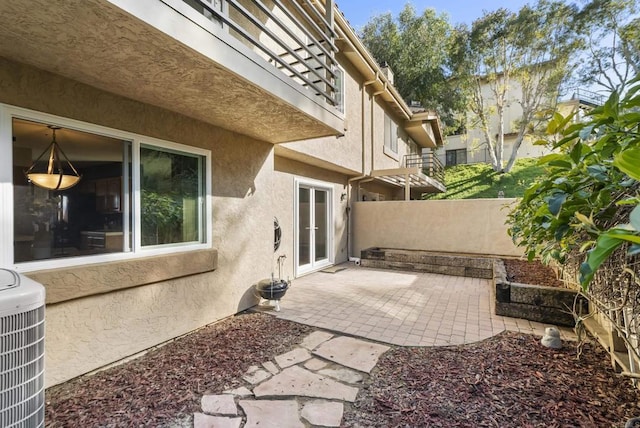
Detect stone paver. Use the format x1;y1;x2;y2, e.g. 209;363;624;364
300;331;334;350
300;400;344;427
318;367;363;384
274;348;312;368
262;361;279;375
253;365;359;402
242;368;271;385
193;413;241;428
304;358;328;371
313;336;390;373
201;395;237;416
239;400;303;428
222;387;252;397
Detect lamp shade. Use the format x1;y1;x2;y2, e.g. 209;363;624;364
26;173;81;191
25;126;81;191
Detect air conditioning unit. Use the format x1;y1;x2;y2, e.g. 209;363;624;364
0;269;46;428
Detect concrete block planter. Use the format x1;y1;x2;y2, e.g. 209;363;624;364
494;260;587;327
360;248;493;279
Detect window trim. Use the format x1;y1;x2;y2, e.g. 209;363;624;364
334;65;345;114
1;104;213;273
383;112;399;160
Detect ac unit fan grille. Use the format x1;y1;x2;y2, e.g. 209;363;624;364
1;305;45;428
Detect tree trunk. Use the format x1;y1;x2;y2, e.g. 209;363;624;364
504;129;527;173
495;105;505;172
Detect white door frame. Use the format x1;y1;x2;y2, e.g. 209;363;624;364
294;178;333;277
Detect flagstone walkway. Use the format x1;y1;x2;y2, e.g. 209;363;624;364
193;265;577;427
193;331;389;428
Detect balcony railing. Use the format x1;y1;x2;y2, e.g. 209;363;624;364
404;153;445;185
183;0;340;108
565;87;606;107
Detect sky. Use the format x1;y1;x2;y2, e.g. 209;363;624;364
336;0;533;28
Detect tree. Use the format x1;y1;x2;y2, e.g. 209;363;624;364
360;4;464;132
574;0;639;93
451;0;582;173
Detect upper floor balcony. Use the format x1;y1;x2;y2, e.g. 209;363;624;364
0;0;344;143
371;152;446;199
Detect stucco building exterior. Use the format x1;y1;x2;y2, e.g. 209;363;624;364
0;0;445;386
436;77;602;167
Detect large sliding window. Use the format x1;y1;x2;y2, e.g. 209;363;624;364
6;108;211;269
140;146;205;247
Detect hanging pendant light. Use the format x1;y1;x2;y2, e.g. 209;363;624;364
25;126;81;191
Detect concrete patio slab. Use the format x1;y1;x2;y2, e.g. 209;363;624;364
238;400;303;428
275;265;577;346
313;336;390;373
252;365;359;402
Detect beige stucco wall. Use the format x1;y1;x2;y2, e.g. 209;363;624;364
280;57;367;175
352;199;524;258
273;156;349;279
0;59;275;386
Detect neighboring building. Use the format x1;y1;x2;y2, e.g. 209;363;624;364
436;77;603;167
0;0;445;386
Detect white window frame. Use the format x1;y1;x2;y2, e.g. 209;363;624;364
0;104;213;272
294;177;334;277
383;112;398;159
334;66;345;114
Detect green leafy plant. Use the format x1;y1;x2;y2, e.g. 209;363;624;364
507;77;640;290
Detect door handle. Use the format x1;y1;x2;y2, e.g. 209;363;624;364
305;227;319;230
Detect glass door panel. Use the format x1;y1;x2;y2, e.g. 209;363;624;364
314;189;327;262
296;182;331;275
298;187;310;267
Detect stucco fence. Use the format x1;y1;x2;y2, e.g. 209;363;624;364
351;199;524;258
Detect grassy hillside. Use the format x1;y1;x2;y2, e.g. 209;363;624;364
429;158;545;199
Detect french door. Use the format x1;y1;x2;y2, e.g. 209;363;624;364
296;180;332;276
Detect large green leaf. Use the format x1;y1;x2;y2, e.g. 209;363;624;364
580;232;624;288
631;205;640;231
614;148;640;181
547;192;567;216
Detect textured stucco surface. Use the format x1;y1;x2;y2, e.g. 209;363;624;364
28;249;218;304
0;0;341;143
279;58;366;175
352;199;524;257
273;157;349;279
1;59;274;386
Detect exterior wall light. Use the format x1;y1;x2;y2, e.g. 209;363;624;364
25;126;81;191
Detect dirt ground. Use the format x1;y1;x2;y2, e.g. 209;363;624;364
503;258;566;288
45;312;640;427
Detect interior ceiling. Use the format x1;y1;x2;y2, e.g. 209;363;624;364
13;118;123;163
0;0;340;144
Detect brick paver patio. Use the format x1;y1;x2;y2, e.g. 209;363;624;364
273;264;576;346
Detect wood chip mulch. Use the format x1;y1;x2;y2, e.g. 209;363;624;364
46;314;640;427
343;331;640;428
503;258;566;288
45;312;313;427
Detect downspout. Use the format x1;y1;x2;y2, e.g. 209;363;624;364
371;83;386;172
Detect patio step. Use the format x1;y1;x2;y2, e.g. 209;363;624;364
359;248;493;279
